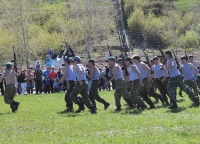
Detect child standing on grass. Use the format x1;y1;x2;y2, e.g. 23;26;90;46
43;75;50;94
53;78;59;92
0;62;20;112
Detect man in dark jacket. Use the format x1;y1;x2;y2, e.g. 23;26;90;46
34;66;43;94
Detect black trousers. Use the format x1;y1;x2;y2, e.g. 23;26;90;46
50;80;54;93
36;80;42;94
45;86;50;93
27;88;33;94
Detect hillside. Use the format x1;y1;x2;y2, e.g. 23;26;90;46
0;0;117;67
0;0;200;68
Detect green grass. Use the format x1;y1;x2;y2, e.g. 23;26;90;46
0;91;200;143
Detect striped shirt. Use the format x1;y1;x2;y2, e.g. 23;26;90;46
166;58;180;77
136;63;148;80
66;65;76;82
181;63;194;81
112;64;123;80
91;66;100;81
128;65;139;81
74;64;87;81
153;64;165;78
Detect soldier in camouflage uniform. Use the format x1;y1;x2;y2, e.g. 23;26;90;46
0;62;20;112
133;56;165;109
69;56;96;114
180;56;199;97
152;57;170;105
188;55;200;92
116;58;135;109
125;57;147;110
165;51;199;109
86;59;110;110
60;56;77;112
107;56;132;111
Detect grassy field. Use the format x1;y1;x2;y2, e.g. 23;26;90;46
0;90;200;144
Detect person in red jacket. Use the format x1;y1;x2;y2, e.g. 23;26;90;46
49;66;57;93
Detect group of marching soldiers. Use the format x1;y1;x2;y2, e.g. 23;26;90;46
59;49;200;114
1;49;200;114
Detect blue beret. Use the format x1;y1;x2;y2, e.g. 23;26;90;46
6;62;12;67
108;56;116;61
64;56;72;63
74;56;81;62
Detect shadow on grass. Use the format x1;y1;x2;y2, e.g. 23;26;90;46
57;110;81;117
187;103;199;108
0;112;11;116
109;109;143;115
176;99;185;103
164;107;186;113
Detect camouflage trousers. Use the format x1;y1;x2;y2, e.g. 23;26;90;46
167;75;195;102
70;81;93;108
4;84;16;105
114;79;130;106
129;79;146;105
89;80;107;106
184;80;199;96
155;79;170;102
196;76;200;90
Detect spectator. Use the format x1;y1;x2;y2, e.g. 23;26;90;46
18;70;27;95
51;52;57;60
35;60;41;69
57;67;63;81
43;66;51;76
43;74;50;93
49;66;57;93
27;69;34;94
45;55;51;67
34;66;43;94
99;66;105;91
53;78;59;92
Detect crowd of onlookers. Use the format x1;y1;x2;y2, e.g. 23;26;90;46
0;61;117;96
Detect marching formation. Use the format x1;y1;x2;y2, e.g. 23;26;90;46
0;48;200;114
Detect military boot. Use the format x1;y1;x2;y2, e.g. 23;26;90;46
137;103;147;111
103;102;110;110
123;97;134;109
66;104;74;112
168;101;178;109
11;101;20;113
90;106;97;114
115;105;121;111
76;102;85;113
145;98;155;109
193;96;199;107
